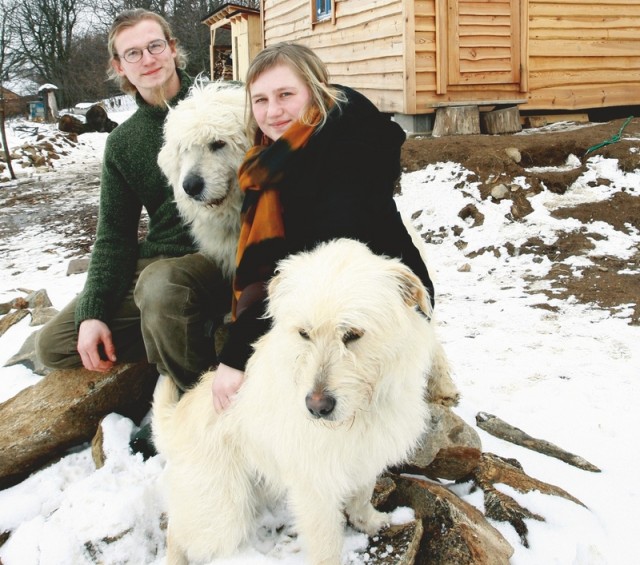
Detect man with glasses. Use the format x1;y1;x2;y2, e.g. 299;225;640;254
36;10;231;453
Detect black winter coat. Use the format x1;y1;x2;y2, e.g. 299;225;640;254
219;85;435;370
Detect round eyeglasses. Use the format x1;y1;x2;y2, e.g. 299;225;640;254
119;39;169;64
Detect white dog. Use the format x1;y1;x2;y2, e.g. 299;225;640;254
153;238;439;565
158;81;249;279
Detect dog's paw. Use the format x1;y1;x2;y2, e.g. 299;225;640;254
350;508;390;537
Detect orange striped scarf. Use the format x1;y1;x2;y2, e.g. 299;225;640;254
233;109;320;319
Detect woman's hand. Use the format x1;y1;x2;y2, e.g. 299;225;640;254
211;363;245;412
77;319;117;372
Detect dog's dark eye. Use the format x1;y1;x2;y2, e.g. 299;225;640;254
342;329;363;344
298;329;310;340
208;140;226;152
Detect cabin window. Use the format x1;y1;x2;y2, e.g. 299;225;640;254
315;0;332;21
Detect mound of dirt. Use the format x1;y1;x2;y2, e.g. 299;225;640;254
400;117;640;324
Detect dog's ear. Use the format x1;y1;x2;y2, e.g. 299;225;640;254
391;264;433;320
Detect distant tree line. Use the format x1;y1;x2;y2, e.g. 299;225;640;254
0;0;239;108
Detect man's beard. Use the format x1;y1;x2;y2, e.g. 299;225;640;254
147;83;170;107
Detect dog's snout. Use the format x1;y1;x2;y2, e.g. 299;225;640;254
182;173;205;198
305;391;336;419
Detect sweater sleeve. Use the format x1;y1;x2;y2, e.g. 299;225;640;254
74;138;142;328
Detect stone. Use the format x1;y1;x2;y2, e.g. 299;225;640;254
384;474;514;564
465;452;586;547
365;520;423;564
458;203;485;227
490;184;510;200
66;257;90;275
3;330;50;375
29;306;59;326
91;419;106;469
0;362;158;489
401;404;482;480
25;289;53;309
505;147;522;163
0;309;30;338
510;189;534;220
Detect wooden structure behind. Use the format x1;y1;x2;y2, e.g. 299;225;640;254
257;0;640;118
0;87;26;118
202;2;262;82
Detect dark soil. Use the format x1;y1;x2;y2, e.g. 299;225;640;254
400;117;640;325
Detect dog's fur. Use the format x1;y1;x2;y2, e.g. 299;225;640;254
153;239;440;565
158;81;249;279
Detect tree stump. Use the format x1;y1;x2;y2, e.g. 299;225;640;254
481;106;522;134
432;106;480;137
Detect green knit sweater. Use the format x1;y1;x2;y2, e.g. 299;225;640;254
74;71;197;328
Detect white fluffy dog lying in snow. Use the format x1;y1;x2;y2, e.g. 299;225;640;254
153;238;440;565
158;81;249;279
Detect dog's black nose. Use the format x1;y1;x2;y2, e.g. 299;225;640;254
182;173;205;198
306;392;336;418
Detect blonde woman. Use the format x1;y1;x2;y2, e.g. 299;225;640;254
212;43;435;410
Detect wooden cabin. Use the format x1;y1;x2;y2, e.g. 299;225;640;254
204;0;640;132
0;87;26;118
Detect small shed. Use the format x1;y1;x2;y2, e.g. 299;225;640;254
252;0;640;131
202;1;262;82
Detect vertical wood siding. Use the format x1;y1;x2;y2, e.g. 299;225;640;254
261;0;640;113
262;0;407;111
527;0;640;109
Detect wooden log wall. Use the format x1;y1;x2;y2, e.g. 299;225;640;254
527;0;640;109
260;0;640;114
262;0;407;112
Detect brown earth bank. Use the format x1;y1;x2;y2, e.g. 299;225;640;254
400;117;640;325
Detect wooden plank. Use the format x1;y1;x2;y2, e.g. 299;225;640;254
335;0;399;18
330;72;405;89
531;28;640;40
533;0;640;4
403;0;418;113
324;55;404;76
435;0;447;94
415;0;436;17
525;83;640;110
529;38;640;57
524;114;589;128
528;69;640;90
530;16;640;30
459;2;511;17
317;38;403;63
520;0;529;92
530;3;640;17
530;55;638;72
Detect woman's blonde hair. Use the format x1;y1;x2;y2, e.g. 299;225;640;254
245;43;347;141
106;9;187;95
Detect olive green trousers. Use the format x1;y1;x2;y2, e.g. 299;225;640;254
35;253;230;391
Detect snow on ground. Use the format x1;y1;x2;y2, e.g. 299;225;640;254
0;111;639;564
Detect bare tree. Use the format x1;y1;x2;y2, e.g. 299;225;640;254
16;0;84;107
0;0;20;180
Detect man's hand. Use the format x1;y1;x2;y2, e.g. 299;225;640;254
211;363;245;413
77;319;117;372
